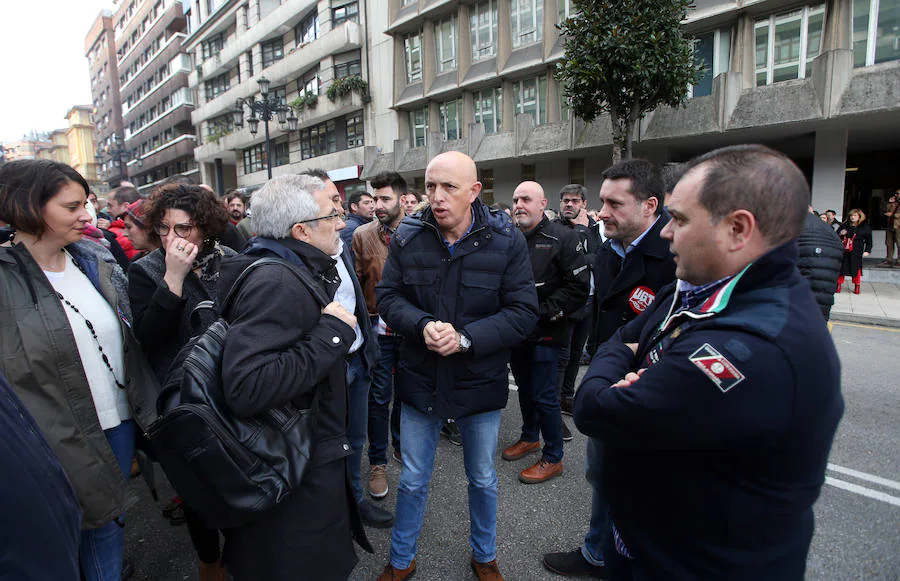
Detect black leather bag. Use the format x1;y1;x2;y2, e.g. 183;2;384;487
148;257;330;530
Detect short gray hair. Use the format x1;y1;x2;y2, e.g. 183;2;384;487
251;174;324;238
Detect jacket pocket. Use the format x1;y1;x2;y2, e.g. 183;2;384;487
459;271;502;316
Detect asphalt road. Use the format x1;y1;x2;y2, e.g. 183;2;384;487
124;321;900;580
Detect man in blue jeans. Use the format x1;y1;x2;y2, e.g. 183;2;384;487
375;152;539;581
503;181;589;484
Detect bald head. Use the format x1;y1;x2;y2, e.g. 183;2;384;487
428;151;478;184
512;180;548;232
424;151;482;241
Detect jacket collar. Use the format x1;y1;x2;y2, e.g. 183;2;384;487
633;214;671;259
245;236;336;276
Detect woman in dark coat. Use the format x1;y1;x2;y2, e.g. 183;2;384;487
837;208;873;294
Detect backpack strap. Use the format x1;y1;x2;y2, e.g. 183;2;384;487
218;257;331;316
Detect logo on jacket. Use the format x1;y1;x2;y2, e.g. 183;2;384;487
688;343;745;393
628;286;656;313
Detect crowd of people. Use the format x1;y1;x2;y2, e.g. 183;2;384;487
0;145;850;581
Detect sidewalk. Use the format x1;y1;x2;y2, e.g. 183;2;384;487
831;280;900;328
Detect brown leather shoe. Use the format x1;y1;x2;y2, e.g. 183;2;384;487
471;557;504;580
519;457;563;484
376;559;416;580
501;440;540;461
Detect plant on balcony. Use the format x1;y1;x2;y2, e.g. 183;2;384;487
208;126;231;145
289;92;319;113
326;75;370;103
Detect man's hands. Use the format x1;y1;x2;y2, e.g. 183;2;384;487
423;320;462;356
323;301;357;330
611;343;643;388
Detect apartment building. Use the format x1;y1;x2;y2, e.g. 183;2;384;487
184;0;398;196
363;0;900;256
65;106;103;191
85;10;126;186
116;0;199;194
35;130;71;165
1;137;51;162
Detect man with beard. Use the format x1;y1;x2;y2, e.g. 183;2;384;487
341;191;376;248
352;172;407;501
224;191;247;225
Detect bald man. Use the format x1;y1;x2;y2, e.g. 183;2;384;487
503;182;589;484
376;152;539;580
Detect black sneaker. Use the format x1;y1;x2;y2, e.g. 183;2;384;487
542;548;606;578
562;420;574;442
560;398;574;416
441;422;463;446
358;499;394;528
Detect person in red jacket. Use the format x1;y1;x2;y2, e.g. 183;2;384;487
101;185;141;260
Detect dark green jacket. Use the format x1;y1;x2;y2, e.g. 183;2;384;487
0;240;159;529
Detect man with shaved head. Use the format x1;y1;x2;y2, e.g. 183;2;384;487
503;181;589;484
376;151;539;580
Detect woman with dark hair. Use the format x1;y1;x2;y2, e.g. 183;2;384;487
121;198;160;260
0;159;158;581
837;208;873;294
127;183;233;581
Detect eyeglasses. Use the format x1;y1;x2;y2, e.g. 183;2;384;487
296;211;343;225
561;198;583;206
154;222;195;238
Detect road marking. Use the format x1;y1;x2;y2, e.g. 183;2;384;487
827;463;900;492
831;321;900;333
825;477;900;507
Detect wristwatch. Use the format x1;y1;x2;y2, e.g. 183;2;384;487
458;332;472;353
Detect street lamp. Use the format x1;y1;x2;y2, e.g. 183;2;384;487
232;76;299;179
95;133;141;186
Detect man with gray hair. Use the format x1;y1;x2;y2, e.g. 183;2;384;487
217;174;374;578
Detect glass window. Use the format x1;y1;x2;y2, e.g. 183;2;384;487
558;0;573;21
204;72;230;101
754;4;825;86
295;11;318;46
300;119;339;159
402;0;416;6
332;2;359;26
435;16;457;73
261;37;284;69
300;68;320;96
270;85;288;106
471;0;498;61
346;112;364;147
480;168;495;204
511;0;543;48
474;87;502;133
273;136;290;167
439;98;462;140
513;75;547;125
334;59;362;79
405;32;422;83
853;0;900;67
242;143;266;174
690;28;731;98
202;34;224;60
409;108;428;147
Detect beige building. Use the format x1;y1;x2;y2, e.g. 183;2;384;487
35;130;72;165
66;106;102;190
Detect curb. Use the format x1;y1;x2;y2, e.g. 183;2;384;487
830;312;900;329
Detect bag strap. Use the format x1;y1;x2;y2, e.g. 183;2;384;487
219;256;330;316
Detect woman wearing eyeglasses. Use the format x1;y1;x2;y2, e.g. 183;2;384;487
127;182;233;581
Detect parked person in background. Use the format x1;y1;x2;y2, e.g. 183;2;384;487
127;182;234;581
402;189;423;215
218;174;373;580
121;199;161;260
798;206;843;320
0;159;158;581
837;208;873;294
341;190;376;248
881;190;899;267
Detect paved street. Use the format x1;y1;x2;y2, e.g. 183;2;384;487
124;321;900;580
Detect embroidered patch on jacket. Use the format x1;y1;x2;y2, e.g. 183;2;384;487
688;343;745;393
628;286;656;313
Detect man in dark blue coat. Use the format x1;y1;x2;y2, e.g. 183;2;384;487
375;151;538;581
574;145;843;581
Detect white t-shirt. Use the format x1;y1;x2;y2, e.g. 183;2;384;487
45;253;130;430
332;241;364;354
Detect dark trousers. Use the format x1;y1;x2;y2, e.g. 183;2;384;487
346;353;369;503
510;345;564;463
368;334;402;465
558;305;594;403
184;505;221;564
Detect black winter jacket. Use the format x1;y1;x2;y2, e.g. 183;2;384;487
797;213;843;319
556;215;602;320
575;241;843;581
838;222;873;277
522;216;590;346
376;200;539;420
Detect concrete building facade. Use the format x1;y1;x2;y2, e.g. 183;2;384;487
184;0;399;197
116;0;198;194
363;0;900;257
85;10;126;186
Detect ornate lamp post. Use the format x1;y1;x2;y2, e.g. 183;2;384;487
95;133;141;186
232;76;298;179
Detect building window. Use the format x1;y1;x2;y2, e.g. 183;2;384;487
755;4;825;86
300;67;320;96
273;136;290;166
568;158;585;185
558;0;573;22
480;168;495;205
474;87;502;133
690;28;731;98
409;107;428;147
470;0;498;61
435;16;457;73
205;72;230;101
402;0;416;6
202;33;224;60
511;0;543;48
439;98;462;140
332;2;359;26
853;0;900;67
334;56;362;79
261;37;284;69
295;11;318;46
513;75;548;125
270;85;288;106
243;143;266;174
405;32;423;83
346;112;364;147
300;119;338;159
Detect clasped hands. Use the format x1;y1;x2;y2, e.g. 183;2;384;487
611;342;645;388
423;320;462;357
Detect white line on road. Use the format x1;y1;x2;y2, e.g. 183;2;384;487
825;476;900;507
827;463;900;492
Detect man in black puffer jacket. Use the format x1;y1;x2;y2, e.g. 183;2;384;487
797;209;843;320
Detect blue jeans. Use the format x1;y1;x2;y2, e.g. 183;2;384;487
80;419;135;581
368;334;402;465
346;353;370;503
509;345;564;464
582;437;608;566
390;405;501;568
